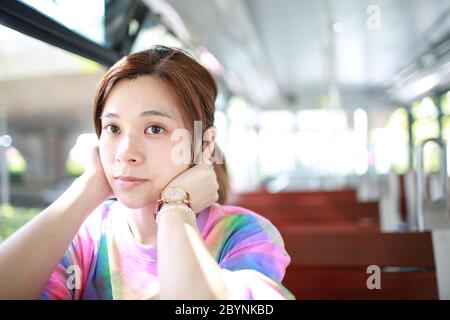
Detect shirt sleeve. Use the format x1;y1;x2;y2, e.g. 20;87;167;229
213;211;295;300
39;239;86;299
40;203;105;300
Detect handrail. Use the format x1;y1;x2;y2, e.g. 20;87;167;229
416;138;448;231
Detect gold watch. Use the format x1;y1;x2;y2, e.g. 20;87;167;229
156;187;192;213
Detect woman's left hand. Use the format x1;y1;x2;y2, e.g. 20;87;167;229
164;161;219;214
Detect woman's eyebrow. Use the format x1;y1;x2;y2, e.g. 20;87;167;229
100;110;175;120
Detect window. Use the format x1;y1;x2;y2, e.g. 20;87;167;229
19;0;106;46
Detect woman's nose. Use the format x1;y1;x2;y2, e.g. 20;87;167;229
115;135;144;164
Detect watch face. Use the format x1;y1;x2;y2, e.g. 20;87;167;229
162;187;186;201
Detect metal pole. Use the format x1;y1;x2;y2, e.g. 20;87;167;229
0;108;10;205
416;142;425;231
416;138;449;231
407;107;414;171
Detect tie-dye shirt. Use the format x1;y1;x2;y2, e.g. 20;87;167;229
40;199;295;300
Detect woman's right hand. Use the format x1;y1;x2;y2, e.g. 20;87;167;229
82;145;114;201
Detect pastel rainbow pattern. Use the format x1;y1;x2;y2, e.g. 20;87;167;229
40;200;295;300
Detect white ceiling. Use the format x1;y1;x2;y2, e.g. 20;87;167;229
1;0;450;134
163;0;450;110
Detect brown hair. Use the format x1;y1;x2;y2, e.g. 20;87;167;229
92;46;229;204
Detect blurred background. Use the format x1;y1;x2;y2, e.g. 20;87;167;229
1;0;450;299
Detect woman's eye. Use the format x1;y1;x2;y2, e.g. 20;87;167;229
104;124;120;134
146;125;165;135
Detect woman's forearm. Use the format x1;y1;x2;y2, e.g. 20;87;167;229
157;206;229;300
0;173;107;299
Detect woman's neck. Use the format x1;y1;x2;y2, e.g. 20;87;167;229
124;202;158;248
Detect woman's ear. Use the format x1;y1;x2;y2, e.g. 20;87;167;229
202;126;217;162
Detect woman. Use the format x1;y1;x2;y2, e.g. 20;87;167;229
0;46;294;300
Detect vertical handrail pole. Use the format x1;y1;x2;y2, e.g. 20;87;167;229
416;138;448;231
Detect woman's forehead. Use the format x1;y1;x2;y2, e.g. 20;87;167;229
103;76;182;121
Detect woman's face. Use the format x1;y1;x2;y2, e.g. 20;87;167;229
99;75;190;209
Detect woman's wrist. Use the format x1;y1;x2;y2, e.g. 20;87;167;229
43;172;109;224
156;203;196;226
76;172;112;206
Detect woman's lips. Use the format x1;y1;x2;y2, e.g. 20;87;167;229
115;177;148;189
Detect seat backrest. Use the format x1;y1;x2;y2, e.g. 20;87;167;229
282;229;435;268
280;229;438;299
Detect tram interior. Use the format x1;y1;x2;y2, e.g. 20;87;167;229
1;0;450;299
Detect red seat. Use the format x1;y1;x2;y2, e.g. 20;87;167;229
280;229;437;299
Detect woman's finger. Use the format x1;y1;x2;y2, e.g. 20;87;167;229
201;146;214;166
